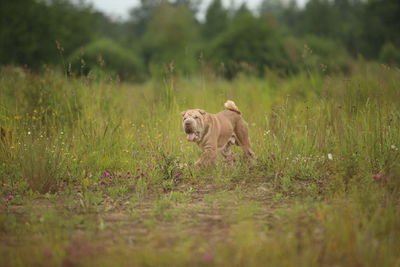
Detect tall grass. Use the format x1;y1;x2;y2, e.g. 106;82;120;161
0;63;399;266
1;63;399;193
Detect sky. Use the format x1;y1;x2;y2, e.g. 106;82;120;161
86;0;307;21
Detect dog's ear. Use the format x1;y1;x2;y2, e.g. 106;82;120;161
180;111;187;117
197;109;206;115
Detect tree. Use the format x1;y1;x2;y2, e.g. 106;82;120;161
362;0;400;58
297;0;338;38
141;1;200;74
208;12;291;78
0;0;97;69
127;0;161;38
202;0;229;40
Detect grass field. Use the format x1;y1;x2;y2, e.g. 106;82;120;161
0;63;399;266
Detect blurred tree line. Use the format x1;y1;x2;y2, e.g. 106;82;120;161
1;0;399;80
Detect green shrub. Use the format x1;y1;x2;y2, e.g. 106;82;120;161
379;42;400;65
298;35;352;73
207;14;291;78
69;38;144;81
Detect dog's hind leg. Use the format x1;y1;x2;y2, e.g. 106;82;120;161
234;119;256;161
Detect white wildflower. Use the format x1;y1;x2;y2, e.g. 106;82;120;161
327;153;333;160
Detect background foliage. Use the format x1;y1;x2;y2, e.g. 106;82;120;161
1;0;399;79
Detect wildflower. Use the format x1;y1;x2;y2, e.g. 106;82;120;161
135;175;140;179
5;194;14;202
42;247;53;258
373;171;384;181
104;171;111;178
100;180;109;185
202;252;214;262
391;145;398;151
175;171;182;178
27;131;31;135
327;153;333;160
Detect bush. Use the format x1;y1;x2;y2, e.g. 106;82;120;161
69;39;144;81
379;42;400;65
297;35;352;74
207;14;291;78
206;19;352;78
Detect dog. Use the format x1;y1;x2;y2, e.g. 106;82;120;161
181;100;255;166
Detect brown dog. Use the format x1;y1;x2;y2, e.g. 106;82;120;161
181;100;255;166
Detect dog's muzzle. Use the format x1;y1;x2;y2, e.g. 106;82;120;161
183;121;199;142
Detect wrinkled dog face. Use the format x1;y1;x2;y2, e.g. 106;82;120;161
181;109;206;142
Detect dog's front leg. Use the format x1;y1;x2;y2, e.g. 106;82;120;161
195;145;217;167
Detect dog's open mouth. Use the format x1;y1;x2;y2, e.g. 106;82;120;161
186;132;199;142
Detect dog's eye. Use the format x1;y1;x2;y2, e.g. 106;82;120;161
194;116;198;119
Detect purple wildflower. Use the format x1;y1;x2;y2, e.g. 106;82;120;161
5;194;14;202
100;180;109;185
373;171;384;181
202;252;214;262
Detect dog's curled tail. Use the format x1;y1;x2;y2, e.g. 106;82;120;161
224;100;241;114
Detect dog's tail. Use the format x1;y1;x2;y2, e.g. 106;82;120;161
224;100;241;114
